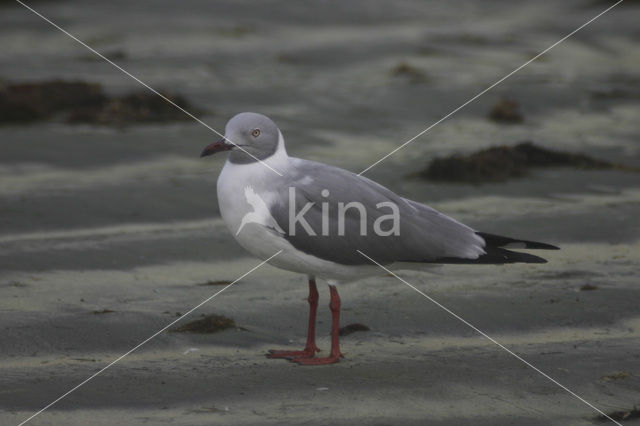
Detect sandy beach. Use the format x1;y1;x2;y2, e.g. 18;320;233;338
1;0;640;424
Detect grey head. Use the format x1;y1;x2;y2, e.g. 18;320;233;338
200;112;282;164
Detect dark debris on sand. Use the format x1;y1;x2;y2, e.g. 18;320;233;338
0;79;203;125
579;284;598;291
172;313;236;334
197;280;233;286
0;80;105;123
488;98;523;124
595;406;640;422
390;61;429;84
339;323;370;336
67;92;200;125
417;141;638;183
601;371;630;381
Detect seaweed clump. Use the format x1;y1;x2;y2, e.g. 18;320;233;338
418;141;629;183
0;80;106;123
488;98;523;124
595;406;640;422
197;280;233;286
390;61;429;84
339;323;370;336
173;314;236;334
0;79;203;125
67;92;198;125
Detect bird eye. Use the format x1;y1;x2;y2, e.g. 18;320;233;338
251;128;261;137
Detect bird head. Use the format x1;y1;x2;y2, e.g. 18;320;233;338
200;112;281;164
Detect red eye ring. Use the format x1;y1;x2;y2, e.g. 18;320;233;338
251;128;261;137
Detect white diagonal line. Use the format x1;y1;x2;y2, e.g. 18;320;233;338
356;250;622;425
18;250;282;426
15;0;283;177
358;0;624;176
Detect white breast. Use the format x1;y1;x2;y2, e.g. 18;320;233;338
217;160;281;252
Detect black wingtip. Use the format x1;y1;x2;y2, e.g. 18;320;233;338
433;248;548;265
537;243;560;250
519;241;560;250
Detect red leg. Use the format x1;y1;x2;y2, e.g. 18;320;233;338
294;284;344;365
267;276;321;359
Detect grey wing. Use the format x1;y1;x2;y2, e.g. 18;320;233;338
400;198;486;260
268;159;485;265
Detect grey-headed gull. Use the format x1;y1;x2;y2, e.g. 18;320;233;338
201;112;558;365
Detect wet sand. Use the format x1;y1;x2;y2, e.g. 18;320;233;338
1;0;640;424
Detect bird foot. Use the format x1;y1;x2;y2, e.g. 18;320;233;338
292;352;343;365
267;346;320;359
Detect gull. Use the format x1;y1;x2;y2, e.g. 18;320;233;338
201;112;558;365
